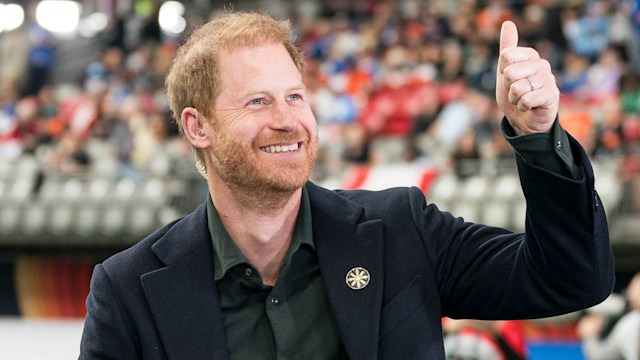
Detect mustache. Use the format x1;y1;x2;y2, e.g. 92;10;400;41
256;130;310;147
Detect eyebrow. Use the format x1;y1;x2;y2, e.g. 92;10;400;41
238;83;306;99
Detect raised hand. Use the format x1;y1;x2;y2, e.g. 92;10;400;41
496;21;559;135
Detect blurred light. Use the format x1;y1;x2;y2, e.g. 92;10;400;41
159;1;186;34
134;0;154;17
0;4;25;32
79;12;109;38
36;0;82;33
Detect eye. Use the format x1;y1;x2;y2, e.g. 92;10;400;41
249;98;266;106
287;93;302;102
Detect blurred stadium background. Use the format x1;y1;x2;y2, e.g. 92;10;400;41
1;0;639;358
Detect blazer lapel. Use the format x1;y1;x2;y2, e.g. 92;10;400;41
307;183;384;360
141;205;229;360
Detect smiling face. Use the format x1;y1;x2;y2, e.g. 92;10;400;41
205;42;318;197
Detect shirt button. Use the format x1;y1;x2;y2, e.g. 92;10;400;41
244;268;252;277
271;297;279;305
556;140;562;150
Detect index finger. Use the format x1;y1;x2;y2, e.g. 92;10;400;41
498;47;542;75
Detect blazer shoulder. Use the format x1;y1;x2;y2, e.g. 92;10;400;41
334;186;427;223
99;219;175;281
100;202;208;279
339;186;424;208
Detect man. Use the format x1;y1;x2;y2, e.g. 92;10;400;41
80;12;614;359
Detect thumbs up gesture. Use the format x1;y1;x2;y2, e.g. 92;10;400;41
496;21;559;135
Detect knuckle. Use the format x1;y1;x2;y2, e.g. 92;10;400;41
500;50;515;66
519;94;534;109
527;47;541;59
503;67;515;83
508;91;518;104
540;59;552;72
509;91;522;105
517;102;528;112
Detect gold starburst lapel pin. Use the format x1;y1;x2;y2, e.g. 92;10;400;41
346;267;370;290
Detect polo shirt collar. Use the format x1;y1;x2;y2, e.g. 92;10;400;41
207;187;314;281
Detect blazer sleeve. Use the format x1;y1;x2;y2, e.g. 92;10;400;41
80;264;141;359
412;134;615;320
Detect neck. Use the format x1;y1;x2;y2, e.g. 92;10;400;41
208;176;303;286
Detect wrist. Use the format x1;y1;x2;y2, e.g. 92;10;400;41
510;122;552;136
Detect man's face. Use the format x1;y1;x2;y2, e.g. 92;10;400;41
207;43;318;195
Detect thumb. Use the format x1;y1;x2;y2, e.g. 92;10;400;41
499;20;518;53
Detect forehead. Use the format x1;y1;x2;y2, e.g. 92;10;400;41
216;43;302;94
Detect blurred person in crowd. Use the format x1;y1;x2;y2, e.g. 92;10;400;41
629;0;640;70
341;123;370;164
582;47;625;103
473;0;512;42
12;87;65;155
558;98;597;153
84;47;125;95
80;12;614;359
424;87;491;162
13;96;41;155
607;1;635;60
472;101;508;160
0;27;29;94
357;45;432;164
562;1;611;61
22;24;56;97
619;146;640;214
358;44;425;139
451;130;480;178
620;70;640;116
557;51;590;96
48;130;91;175
411;84;440;137
578;272;640;360
439;38;465;84
443;318;526;360
616;67;640;213
325;74;359;125
464;41;496;94
593;96;624;155
0;89;21;160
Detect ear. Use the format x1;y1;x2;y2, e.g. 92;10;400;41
181;107;211;149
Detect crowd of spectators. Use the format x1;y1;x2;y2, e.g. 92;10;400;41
1;0;640;189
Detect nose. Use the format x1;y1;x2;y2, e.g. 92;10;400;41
270;100;298;132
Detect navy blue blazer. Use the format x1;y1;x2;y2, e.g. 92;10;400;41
80;136;614;359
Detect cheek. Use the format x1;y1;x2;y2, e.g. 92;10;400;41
212;125;251;153
298;108;318;133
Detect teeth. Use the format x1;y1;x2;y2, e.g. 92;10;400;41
262;143;299;154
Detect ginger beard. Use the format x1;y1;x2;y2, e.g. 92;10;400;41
208;125;318;200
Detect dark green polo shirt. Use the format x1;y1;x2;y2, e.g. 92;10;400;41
207;188;347;360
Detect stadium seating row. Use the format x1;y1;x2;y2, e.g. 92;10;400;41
0;157;625;245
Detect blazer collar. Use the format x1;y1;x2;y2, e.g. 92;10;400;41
150;203;209;265
306;182;385;360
